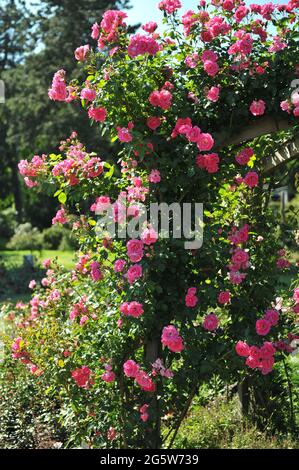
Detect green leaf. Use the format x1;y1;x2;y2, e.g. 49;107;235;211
58;192;67;204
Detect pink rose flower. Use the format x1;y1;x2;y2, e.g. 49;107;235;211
206;86;220;102
218;291;231;305
244;171;259;188
147;116;161;130
29;280;36;290
102;370;116;383
149;89;172;110
197;133;214;152
80;87;97;102
204;60;219;77
260;342;276;359
158;0;182;14
235;341;250;357
120;301;144;318
256;318;271;336
127;264;143;284
149;169;161;183
141;227;158;245
142;22;158;33
127;239;144;262
88;106;107;122
123;360;140;378
71;366;93;388
161;325;184;353
264;309;279;326
235;147;254;165
250;100;266;116
203;313;219;331
75;45;90;61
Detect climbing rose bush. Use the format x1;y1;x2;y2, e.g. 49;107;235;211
5;0;299;449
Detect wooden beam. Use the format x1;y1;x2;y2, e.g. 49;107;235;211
219;116;293;148
263;136;299;173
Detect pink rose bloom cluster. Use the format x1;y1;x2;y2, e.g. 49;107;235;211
72;366;93;388
228;225;250;285
120;301;144;318
123;360;156;392
142;22;158;34
235;147;254;166
228;248;249;285
196;153;220;174
228;224;249;245
18;154;46;188
238;171;259;189
114;259;127;273
201;16;230;43
182;10;199;37
11;337;27;361
81;85;97;102
269;36;287;53
149;88;172;110
90;196;111;214
75;254;90;274
185;288;198;308
201;50;219;77
52;207;67;225
280;91;299;118
185;53;199;69
29;280;36;290
276;249;291;270
161;325;184;353
70;297;88;322
171;118;215;165
158;0;182;14
92;10;128;49
203;313;219;332
228;32;253;56
256;309;280;337
293;287;299;305
90;261;103;282
128;33;161;58
152;358;174;379
102;363;116;383
48;69;68;102
140;404;149;422
236;341;276;375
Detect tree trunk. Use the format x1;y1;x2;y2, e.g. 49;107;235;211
9;158;23;222
145;336;162;449
238;378;250;416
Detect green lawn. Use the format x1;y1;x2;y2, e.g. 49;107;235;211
0;250;75;270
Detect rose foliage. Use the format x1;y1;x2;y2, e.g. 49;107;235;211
2;0;299;449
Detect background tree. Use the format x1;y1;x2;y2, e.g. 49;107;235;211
0;0;134;229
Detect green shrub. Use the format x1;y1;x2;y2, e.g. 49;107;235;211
172;397;299;449
7;223;43;251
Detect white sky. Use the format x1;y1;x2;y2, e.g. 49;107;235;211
128;0;287;29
